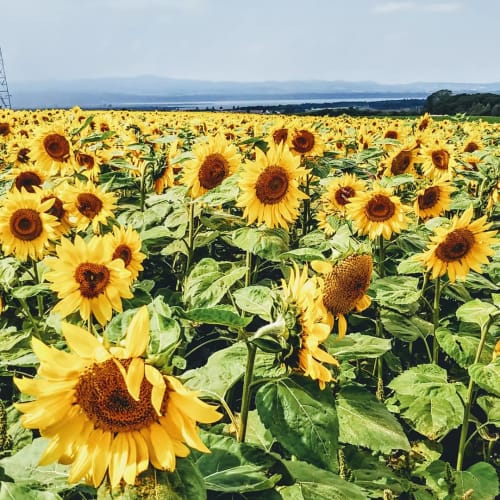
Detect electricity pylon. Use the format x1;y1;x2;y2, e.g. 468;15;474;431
0;47;12;109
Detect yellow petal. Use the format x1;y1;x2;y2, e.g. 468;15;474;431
144;365;166;416
109;432;129;489
124;306;150;358
337;314;347;340
131;431;149;474
311;260;332;275
63;322;110;360
126;358;145;401
149;422;175;470
91;430;112;488
123;432;138;485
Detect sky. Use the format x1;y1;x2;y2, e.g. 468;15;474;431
2;0;500;84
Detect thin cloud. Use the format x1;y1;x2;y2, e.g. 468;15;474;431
373;1;461;14
422;3;461;13
372;2;416;13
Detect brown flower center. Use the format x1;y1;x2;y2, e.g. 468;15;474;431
391;150;412;175
42;195;65;221
435;228;475;263
17;148;30;163
464;141;479;153
198;153;229;190
418;118;429;131
0;123;11;136
431;149;450;170
77;193;103;219
9;209;43;241
42;133;70;162
334;186;355;206
418;186;440;210
322;254;373;314
113;244;132;267
255;166;289;204
365;194;396;222
384;130;398;139
76;152;95;170
272;128;288;145
74;262;111;298
75;358;168;433
14;172;43;193
292;130;315;154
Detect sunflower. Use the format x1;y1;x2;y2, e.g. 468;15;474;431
181;134;241;198
280;263;337;389
75;149;101;181
0;189;58;262
287;124;325;157
14;306;222;489
237;142;309;229
414;205;498;282
30;124;76;176
267;119;289;146
44;235;133;326
61;180;117;233
418;142;456;180
414;180;455;220
5;164;46;193
346;183;410;240
34;185;73;236
6;137;32;166
106;225;146;281
153;141;178;194
321;173;367;216
312;254;373;339
380;144;418;177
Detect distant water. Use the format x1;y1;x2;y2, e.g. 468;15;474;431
114;96;426;110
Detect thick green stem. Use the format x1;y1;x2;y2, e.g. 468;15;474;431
185;202;195;276
245;250;252;288
238;342;257;443
32;260;44;319
377;235;385;278
301;173;311;236
456;317;493;471
375;316;385;401
432;277;441;364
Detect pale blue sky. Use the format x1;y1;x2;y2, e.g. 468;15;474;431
3;0;500;83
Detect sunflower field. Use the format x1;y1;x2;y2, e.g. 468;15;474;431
0;107;498;499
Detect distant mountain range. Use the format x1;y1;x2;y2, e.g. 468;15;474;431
8;76;500;109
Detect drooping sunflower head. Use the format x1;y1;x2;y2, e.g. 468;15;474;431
279;263;337;389
312;254;373;338
152;140;178;194
44;234;134;325
30;124;76;176
182;134;241;198
4;164;46;193
106;224;146;281
287;124;325;157
380;144;418;177
237;142;309;229
414;205;498;282
14;306;222;489
346;183;411;240
61;180;117;233
414;180;455;220
0;189;58;262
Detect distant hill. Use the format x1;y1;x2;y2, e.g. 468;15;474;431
8;76;500;109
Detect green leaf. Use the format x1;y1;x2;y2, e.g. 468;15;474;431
387;364;467;440
336;385;410;453
0;483;62;500
279;247;326;262
326;333;392;361
233;286;276;320
196;174;240;206
12;283;52;299
477;396;500;425
281;460;366;500
256;377;339;472
192;431;283;493
397;256;425;275
380;309;433;342
435;327;480;368
456;299;498;329
184;305;252;328
373;276;421;306
231;227;289;261
469;360;500;396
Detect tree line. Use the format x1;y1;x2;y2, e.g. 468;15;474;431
424;89;500;116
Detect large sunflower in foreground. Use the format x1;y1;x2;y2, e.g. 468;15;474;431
280;264;337;389
414;205;498;282
61;180;117;233
30;124;76;176
0;189;58;262
14;306;222;489
106;225;146;281
312;254;373;339
346;183;410;240
237;142;309;229
414;180;455;220
44;235;133;325
181;134;241;198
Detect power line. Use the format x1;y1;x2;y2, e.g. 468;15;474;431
0;47;12;109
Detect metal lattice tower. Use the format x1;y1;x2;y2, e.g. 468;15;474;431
0;47;12;109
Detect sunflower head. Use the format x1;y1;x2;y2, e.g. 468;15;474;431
414;180;455;220
287;124;325;157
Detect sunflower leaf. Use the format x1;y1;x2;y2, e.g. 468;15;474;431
326;333;392;361
456;299;499;329
336;385;410;453
256;376;339;472
468;360;500;397
372;276;421;306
